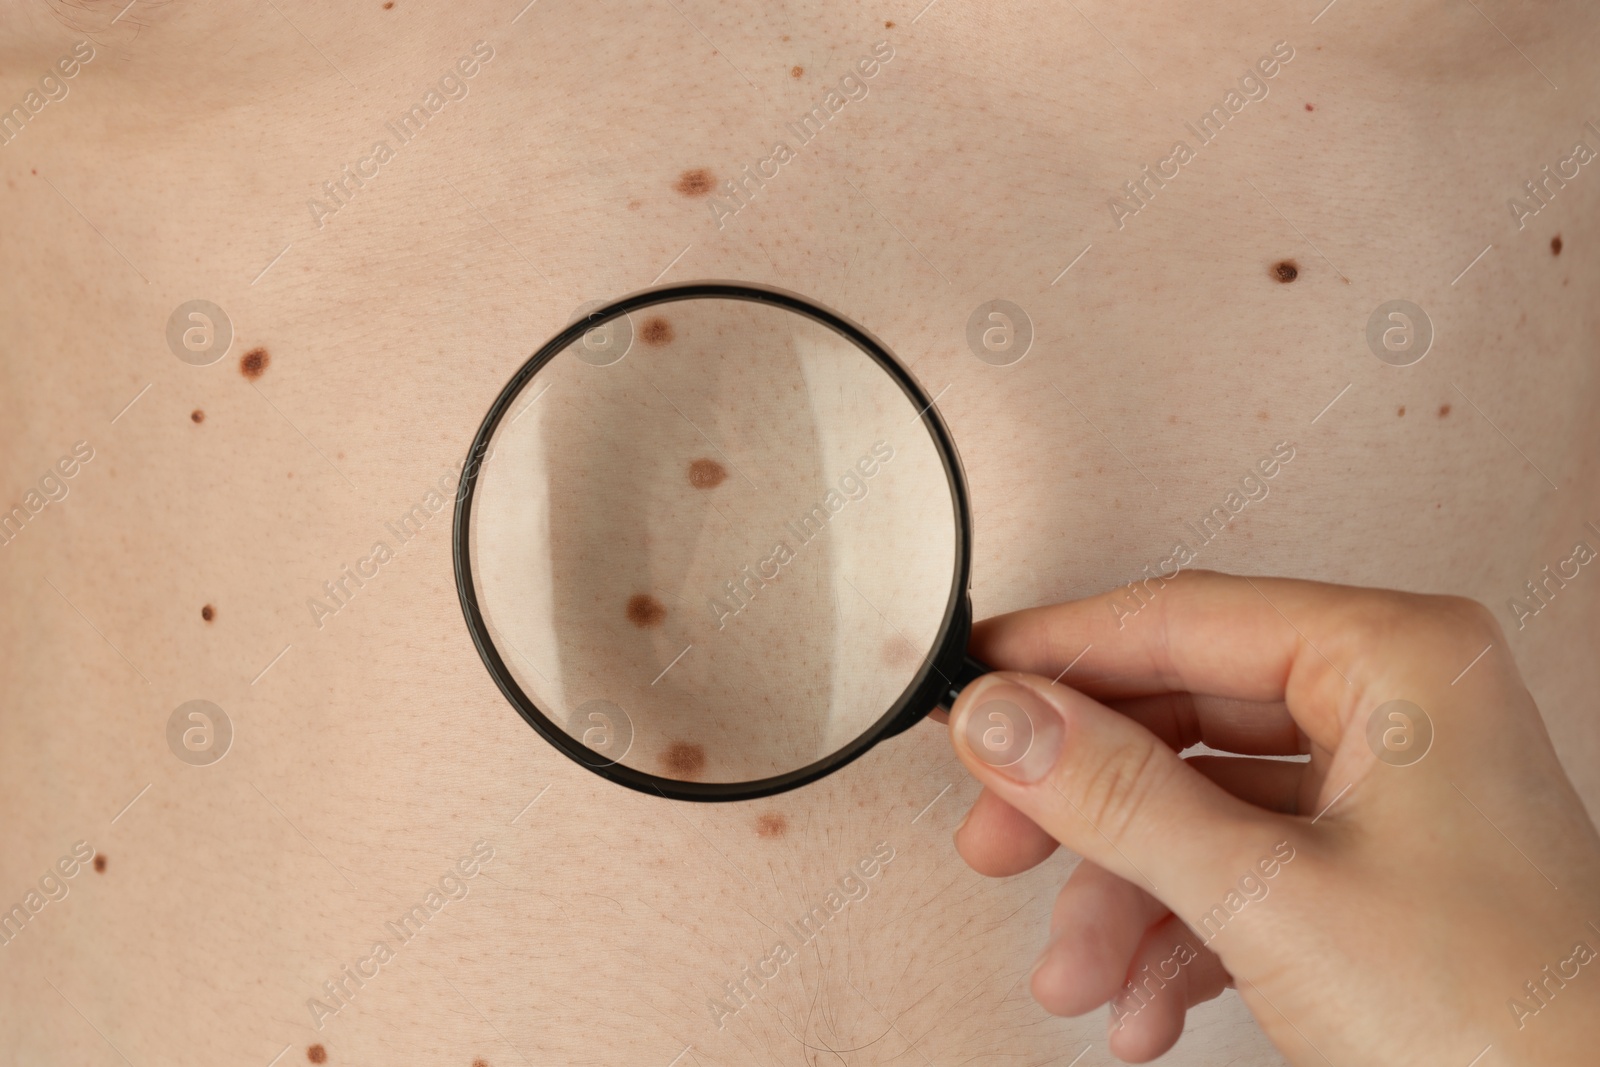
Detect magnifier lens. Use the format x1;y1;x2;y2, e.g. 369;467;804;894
465;293;960;789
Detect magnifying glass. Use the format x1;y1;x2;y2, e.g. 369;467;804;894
453;282;993;802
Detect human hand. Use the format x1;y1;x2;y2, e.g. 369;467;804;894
944;570;1600;1065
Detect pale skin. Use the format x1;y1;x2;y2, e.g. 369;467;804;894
944;571;1600;1064
2;1;1598;1064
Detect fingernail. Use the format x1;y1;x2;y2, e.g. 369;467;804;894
952;804;972;843
1029;931;1061;983
951;679;1064;783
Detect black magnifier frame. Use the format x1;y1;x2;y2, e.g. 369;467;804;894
452;282;990;803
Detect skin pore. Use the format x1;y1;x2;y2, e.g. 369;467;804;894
1;1;1597;1064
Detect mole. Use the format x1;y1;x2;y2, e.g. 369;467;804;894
1272;260;1299;283
881;636;923;670
473;1060;489;1067
190;409;205;424
201;604;215;622
885;20;895;27
664;741;706;777
640;316;675;346
755;812;788;838
1551;235;1562;256
383;1;393;6
674;169;715;197
306;1046;327;1064
93;855;106;873
688;458;727;489
790;65;804;78
1397;405;1406;417
626;593;667;628
1438;403;1452;417
240;347;270;380
1305;103;1314;111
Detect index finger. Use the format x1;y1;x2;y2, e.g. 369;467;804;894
969;569;1491;756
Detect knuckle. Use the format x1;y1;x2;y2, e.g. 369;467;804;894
1060;731;1169;845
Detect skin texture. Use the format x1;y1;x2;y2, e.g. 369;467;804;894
949;571;1600;1064
1;1;1598;1064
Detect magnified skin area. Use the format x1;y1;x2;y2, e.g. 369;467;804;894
469;298;957;783
2;2;1598;1065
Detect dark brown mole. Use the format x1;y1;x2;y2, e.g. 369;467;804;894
1551;234;1562;256
626;593;667;628
93;854;106;873
1438;403;1452;417
190;409;205;423
1397;405;1406;417
306;1046;326;1064
674;169;715;197
640;316;675;346
664;741;706;778
383;0;393;6
201;604;215;622
1272;260;1299;283
473;1060;489;1067
240;347;270;380
885;20;895;28
790;65;804;78
755;812;788;838
688;458;727;489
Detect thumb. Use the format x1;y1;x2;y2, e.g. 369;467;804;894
949;671;1287;917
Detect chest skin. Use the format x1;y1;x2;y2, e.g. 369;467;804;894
0;1;1597;1064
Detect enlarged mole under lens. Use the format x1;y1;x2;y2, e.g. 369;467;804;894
640;316;675;346
674;169;714;197
688;458;727;489
664;741;706;778
625;593;667;629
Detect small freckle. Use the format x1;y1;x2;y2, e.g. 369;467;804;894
688;458;727;489
93;855;106;873
1305;103;1314;111
640;316;675;345
674;168;714;197
755;812;788;838
1167;414;1179;424
781;34;791;41
1438;403;1451;417
306;1046;326;1064
790;65;804;78
1397;405;1406;417
626;593;667;628
201;604;215;622
628;200;641;210
885;20;895;27
240;347;270;380
881;636;922;670
190;409;204;423
31;168;37;175
1256;410;1269;422
1272;260;1298;283
1551;235;1562;256
664;741;706;778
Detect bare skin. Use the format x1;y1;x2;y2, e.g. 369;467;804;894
1;1;1597;1064
949;571;1600;1064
